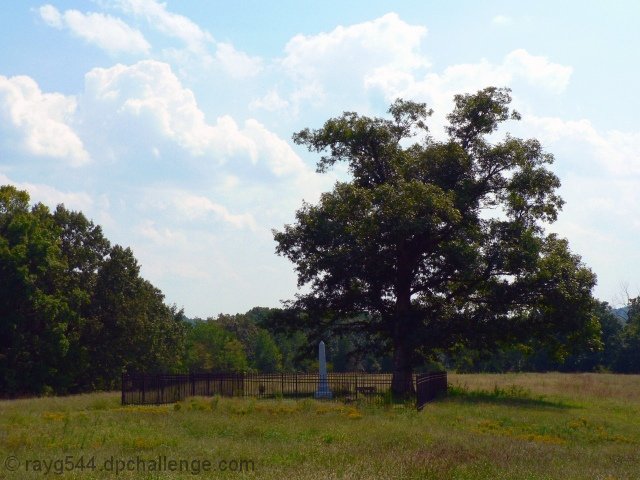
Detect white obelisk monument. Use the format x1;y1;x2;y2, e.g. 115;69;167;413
314;341;333;399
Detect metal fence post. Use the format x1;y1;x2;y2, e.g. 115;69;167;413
355;374;358;400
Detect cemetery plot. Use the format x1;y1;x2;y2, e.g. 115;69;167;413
122;372;447;408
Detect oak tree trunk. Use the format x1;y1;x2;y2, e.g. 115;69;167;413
391;336;415;398
392;245;416;398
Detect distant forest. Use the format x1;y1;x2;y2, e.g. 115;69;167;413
1;185;640;396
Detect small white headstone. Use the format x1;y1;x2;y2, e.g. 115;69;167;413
314;341;333;399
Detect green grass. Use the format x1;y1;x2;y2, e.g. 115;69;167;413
2;373;640;479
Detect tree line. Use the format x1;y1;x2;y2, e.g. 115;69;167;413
185;300;640;377
1;182;637;397
0;184;381;396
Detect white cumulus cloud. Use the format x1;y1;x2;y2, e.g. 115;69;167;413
504;49;572;93
243;119;308;176
39;4;63;27
524;114;640;175
78;60;310;179
37;4;150;55
366;49;572;102
108;0;261;78
215;42;263;78
0;74;89;166
250;90;289;112
80;60;251;158
280;12;429;109
114;0;212;53
283;12;428;78
171;192;258;230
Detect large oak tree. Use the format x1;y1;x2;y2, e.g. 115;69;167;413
273;87;598;395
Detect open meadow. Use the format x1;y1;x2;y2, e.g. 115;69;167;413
1;373;639;479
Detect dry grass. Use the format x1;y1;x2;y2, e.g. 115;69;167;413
1;373;639;479
449;372;640;402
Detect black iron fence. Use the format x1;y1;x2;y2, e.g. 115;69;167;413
416;371;448;410
122;371;447;409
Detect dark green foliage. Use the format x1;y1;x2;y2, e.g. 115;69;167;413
614;297;640;372
0;186;186;395
185;310;284;373
215;311;281;373
88;245;186;388
185;320;248;372
0;186;74;394
273;329;313;372
560;301;623;372
447;301;624;373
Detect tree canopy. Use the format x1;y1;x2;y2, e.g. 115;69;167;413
273;87;599;395
0;185;185;395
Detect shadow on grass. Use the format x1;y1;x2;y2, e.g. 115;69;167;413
445;384;577;410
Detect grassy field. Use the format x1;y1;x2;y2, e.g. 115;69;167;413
1;373;640;479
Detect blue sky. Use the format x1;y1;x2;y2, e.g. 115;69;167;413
1;1;639;317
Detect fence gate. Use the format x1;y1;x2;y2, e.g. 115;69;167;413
416;372;447;410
